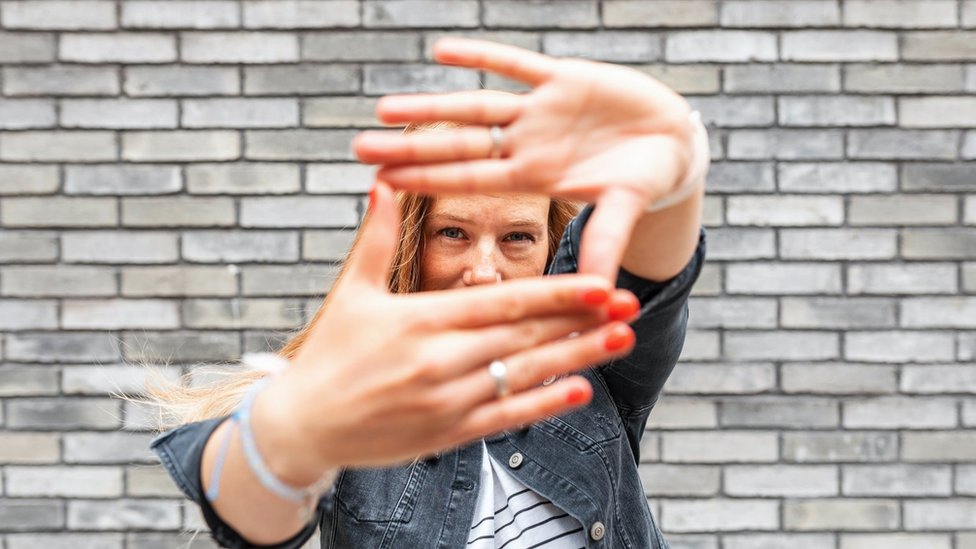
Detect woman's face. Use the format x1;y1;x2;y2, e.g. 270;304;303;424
420;194;551;291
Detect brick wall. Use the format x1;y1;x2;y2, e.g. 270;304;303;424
0;1;973;548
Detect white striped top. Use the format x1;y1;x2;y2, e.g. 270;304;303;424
466;442;586;549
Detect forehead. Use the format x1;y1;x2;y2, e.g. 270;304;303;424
429;193;549;222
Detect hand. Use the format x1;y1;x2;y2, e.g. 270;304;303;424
251;182;639;485
354;37;697;280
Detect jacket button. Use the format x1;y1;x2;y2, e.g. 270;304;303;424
589;521;605;541
508;452;524;468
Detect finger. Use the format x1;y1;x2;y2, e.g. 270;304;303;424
376;159;519;194
433;37;556;87
577;188;646;281
340;181;399;291
375;90;522;126
355;127;499;166
447;376;593;444
402;273;613;328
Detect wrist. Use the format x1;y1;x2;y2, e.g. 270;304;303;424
645;110;709;213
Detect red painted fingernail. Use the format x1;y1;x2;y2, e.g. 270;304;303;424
581;288;609;306
604;325;635;352
566;387;588;405
367;185;377;211
608;295;639;321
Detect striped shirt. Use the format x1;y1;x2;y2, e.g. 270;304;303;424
466;442;586;549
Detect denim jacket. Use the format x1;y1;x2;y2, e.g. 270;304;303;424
151;206;706;549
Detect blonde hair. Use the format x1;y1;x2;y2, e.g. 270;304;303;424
142;121;581;430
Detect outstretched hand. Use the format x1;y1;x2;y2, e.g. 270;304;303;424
354;37;697;280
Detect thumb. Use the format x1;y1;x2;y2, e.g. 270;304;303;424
577;188;644;282
342;181;401;291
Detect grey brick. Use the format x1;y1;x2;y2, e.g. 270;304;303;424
5;332;120;363
0;31;55;63
65;165;181;195
306;163;374;194
604;1;717;27
784;499;899;530
903;432;976;461
780;229;897;260
0;164;59;194
725;64;840;94
847;130;959;160
0;299;58;331
303;32;421;62
639;464;719;496
542;32;661;63
903;32;976;61
727;196;843;226
125;66;239;96
968;196;976;224
0;131;116;162
845;396;957;429
902;229;976;259
690;263;721;296
900;97;976;128
845;331;955;363
966;131;976;158
122;265;236;298
782;31;897;61
125;532;222;548
638;64;721;95
722;1;839;27
661;499;779;532
845;64;965;93
122;1;239;28
241;330;293;355
661;432;778;463
60;33;176;63
364;64;481;95
186;163;300;195
183;298;304;329
61;99;177;129
0;364;59;396
725;465;838;497
6;466;122;497
243;65;359;95
905;500;976;530
728;130;844;160
242;265;337;296
63;432;155;464
969;65;976;91
782;297;895;329
7;533;123;549
0;433;59;464
844;0;957;28
67;499;181;530
840;534;951;549
244;129;356;161
122;131;240;162
902;365;976;394
2;1;116;30
646;398;718;429
122;331;241;363
182;32;299;63
126;465;183;497
782;432;898;463
850;195;956;225
0;500;64;530
967;0;976;26
848;263;958;295
721;397;838;428
2;266;116;297
901;297;976;328
701;195;723;227
122;197;236;227
62;364;180;395
959;465;976;494
966;263;976;293
1;197;117;228
0;98;56;129
689;96;774;128
705;162;774;193
183;98;299;128
725;534;835;549
240;196;359;228
779;162;896;193
727;263;841;294
483;1;597;29
243;1;359;28
666;31;777;63
902;163;976;192
7;398;120;429
62;299;179;330
364;0;476;28
303;230;356;261
665;363;776;394
782;363;897;394
962;330;976;360
688;298;777;329
725;331;840;360
779;96;895;127
182;230;299;263
63;231;179;264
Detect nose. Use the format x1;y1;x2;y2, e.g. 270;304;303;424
462;241;502;286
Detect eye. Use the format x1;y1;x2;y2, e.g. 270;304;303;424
504;232;535;243
438;227;465;239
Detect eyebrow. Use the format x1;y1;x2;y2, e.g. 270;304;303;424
428;213;544;229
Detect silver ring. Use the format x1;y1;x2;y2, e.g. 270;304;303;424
488;359;510;398
488;125;504;159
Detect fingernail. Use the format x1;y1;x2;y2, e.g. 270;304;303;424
566;387;588;405
581;288;609;306
608;296;639;321
367;185;377;211
604;325;635;352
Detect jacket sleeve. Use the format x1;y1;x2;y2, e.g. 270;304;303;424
150;417;324;549
547;205;706;455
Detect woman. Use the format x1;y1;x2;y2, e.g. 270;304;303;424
150;38;708;548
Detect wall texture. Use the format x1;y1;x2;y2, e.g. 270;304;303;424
0;1;974;548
